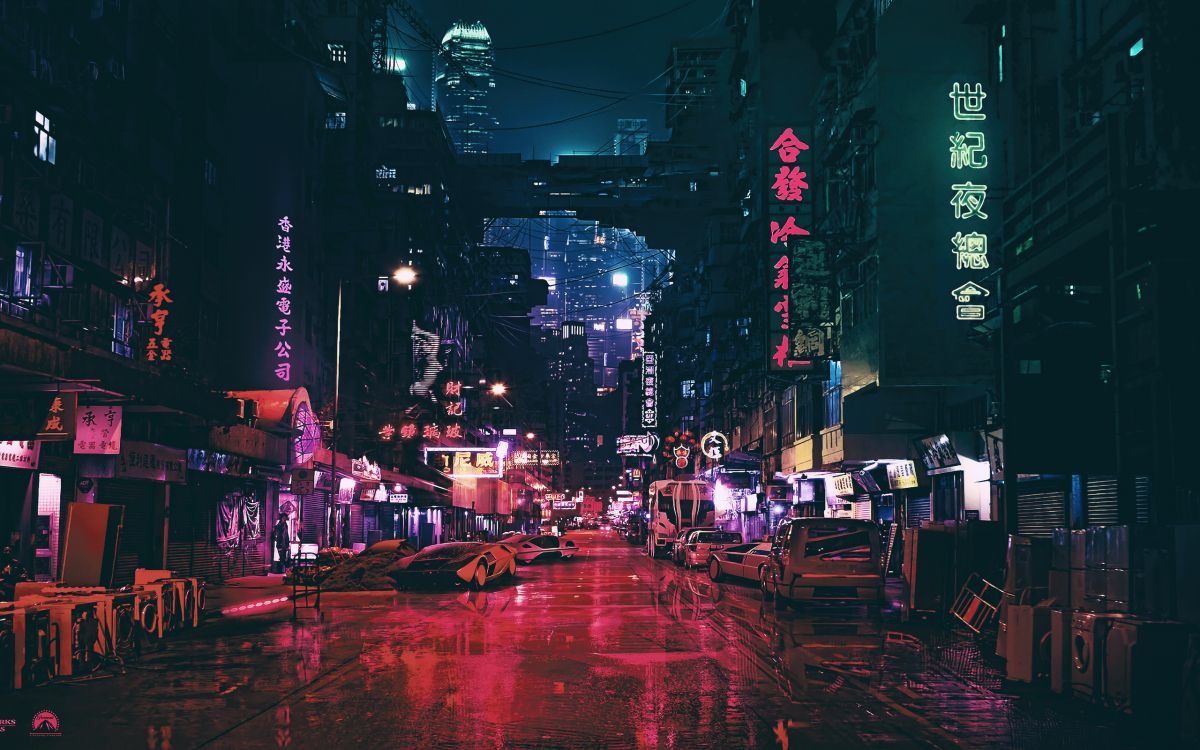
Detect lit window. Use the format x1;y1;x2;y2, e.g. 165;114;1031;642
689;180;698;192
1129;37;1143;57
204;159;217;186
375;165;396;180
739;78;747;97
34;111;56;164
325;112;347;129
328;43;347;64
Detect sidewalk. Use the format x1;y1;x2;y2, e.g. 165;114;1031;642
204;573;293;616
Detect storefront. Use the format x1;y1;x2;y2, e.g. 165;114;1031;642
1;440;41;578
916;433;992;523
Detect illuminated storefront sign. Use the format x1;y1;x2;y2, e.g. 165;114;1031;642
144;282;174;362
423;447;503;478
273;216;295;382
351;455;382;481
552;497;579;510
544;492;566;505
947;83;991;320
0;440;40;470
886;460;919;489
616;433;659;456
700;431;730;460
73;405;122;455
510;450;560;467
641;351;658;428
765;126;827;372
830;473;855;497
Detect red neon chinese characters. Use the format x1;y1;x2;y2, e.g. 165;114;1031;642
422;424;441;440
769;128;810;163
770;216;810;244
771;166;809;202
399;423;418;440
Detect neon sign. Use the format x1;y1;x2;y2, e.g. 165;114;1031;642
145;282;174;361
641;351;658;428
947;83;991;321
273;216;294;382
765;126;825;371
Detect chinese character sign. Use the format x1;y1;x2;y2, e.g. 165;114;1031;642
641;352;658;428
765;125;822;372
38;392;77;440
145;282;174;362
273;216;295;382
74;405;122;455
947;84;991;321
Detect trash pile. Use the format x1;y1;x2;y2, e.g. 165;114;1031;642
309;540;418;592
283;547;354;586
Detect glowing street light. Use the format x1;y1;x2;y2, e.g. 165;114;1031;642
525;432;536;440
393;266;417;286
489;383;507;397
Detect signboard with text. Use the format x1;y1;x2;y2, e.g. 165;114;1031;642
616;433;659;456
74;405;122;455
641;352;659;428
423;447;503;479
510;450;560;467
0;440;40;470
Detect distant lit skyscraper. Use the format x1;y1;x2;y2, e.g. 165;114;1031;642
613;118;648;156
435;21;497;154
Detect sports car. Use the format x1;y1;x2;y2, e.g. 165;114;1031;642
706;541;772;582
508;534;578;563
387;542;518;589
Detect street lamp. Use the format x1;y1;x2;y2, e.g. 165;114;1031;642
525;432;536;440
393;265;417;287
489;383;507;397
331;270;417;545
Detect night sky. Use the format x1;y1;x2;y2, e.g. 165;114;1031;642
405;0;729;159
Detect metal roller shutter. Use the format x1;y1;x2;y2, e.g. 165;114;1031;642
99;479;157;587
300;493;325;544
349;504;365;546
1085;476;1119;526
1134;476;1151;523
1016;487;1066;539
906;495;931;528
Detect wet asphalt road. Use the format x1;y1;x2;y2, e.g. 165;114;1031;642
5;531;1149;749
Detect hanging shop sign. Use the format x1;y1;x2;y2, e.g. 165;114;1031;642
617;433;660;456
700;431;730;461
641;352;659;428
830;473;855;497
388;491;409;504
946;83;991;321
39;392;77;441
0;440;40;470
410;322;444;401
272;215;296;383
144;282;174;361
423;447;503;479
765;126;827;373
660;430;697;469
552;498;579;511
510;450;560;467
351;455;382;481
73;405;122;455
544;492;566;505
290;467;316;495
915;434;960;471
115;441;187;483
886;460;919;489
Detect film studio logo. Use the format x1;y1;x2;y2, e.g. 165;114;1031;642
30;710;61;737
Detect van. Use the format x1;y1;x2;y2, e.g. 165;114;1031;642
760;518;883;606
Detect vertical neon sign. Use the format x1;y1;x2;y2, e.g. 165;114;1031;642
273;216;294;382
765;126;818;372
947;83;990;320
641;351;658;428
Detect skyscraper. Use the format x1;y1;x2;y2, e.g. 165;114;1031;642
435;20;497;154
613;118;649;156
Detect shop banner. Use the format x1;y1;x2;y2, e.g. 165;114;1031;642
116;441;187;483
0;440;40;470
830;473;855;497
886;460;919;489
74;405;122;455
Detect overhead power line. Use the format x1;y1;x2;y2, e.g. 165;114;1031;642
491;0;703;51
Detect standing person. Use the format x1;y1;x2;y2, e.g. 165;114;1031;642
271;514;291;574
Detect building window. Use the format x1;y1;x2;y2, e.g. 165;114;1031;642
375;165;396;180
379;116;400;128
204;159;217;186
689;180;699;192
681;379;696;398
823;361;843;428
328;43;347;64
112;301;133;358
12;245;34;297
325;112;347;129
34;111;56;164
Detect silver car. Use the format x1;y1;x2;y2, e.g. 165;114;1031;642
680;529;742;567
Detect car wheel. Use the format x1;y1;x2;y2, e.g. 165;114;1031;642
708;558;723;582
507;559;517;577
470;564;488;591
759;568;774;601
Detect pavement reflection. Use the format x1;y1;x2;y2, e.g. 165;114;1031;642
4;531;1145;749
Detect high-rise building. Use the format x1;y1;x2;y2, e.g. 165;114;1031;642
614;118;649;156
435;20;497;154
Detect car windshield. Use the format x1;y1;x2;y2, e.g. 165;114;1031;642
414;543;482;561
803;524;873;560
696;532;740;544
531;536;559;549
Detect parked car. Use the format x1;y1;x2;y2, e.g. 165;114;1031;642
509;534;579;563
706;542;772;582
671;527;718;565
623;516;646;546
760;519;883;607
388;542;518;590
678;529;742;567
